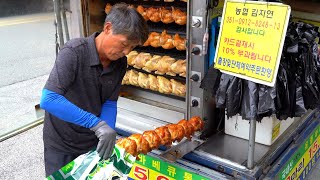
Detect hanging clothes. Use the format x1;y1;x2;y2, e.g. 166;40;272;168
240;80;259;121
257;84;276;118
225;77;242;118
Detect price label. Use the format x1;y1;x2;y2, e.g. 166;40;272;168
133;166;148;180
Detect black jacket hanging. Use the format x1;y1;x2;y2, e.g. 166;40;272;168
240;80;259;121
226;77;242;118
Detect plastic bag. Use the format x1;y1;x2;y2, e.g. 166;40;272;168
46;145;136;180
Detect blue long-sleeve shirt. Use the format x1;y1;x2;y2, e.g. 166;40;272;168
40;89;117;129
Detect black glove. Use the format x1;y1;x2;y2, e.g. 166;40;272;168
90;121;116;159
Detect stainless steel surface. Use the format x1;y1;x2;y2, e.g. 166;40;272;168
120;86;185;112
193;150;249;171
160;138;204;163
247;119;257;169
188;0;212;120
116;107;168;134
196;133;269;166
118;96;185;124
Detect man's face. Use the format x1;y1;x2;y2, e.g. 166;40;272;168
102;23;138;61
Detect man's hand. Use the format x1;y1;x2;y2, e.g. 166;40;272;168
90;121;116;159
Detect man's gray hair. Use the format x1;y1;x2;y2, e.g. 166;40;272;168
105;3;149;45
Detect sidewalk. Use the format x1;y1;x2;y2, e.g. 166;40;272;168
0;125;44;179
0;75;49;136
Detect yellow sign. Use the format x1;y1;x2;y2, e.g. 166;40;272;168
214;0;291;86
272;122;280;141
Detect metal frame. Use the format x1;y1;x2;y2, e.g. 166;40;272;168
187;0;212;121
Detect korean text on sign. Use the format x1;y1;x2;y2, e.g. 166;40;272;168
214;0;291;86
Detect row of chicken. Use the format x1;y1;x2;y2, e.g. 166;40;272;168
105;4;187;25
127;51;186;77
116;116;204;157
122;70;186;97
143;30;186;50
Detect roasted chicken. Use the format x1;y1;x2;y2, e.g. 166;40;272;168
172;7;187;25
160;30;175;49
155;56;176;75
142;130;161;149
166;124;185;142
116;116;204;157
133;52;152;69
116;138;138;157
143;55;162;72
171;79;186;97
157;76;172;94
127;69;139;86
126;51;138;66
148;74;159;91
189;116;205;131
138;72;150;89
136;5;149;21
154;126;172;147
128;134;151;155
126;51;186;77
160;7;174;24
144;32;161;48
123;70;186;96
167;59;186;77
104;3;112;14
177;119;193;140
146;7;161;22
122;71;130;85
173;33;186;51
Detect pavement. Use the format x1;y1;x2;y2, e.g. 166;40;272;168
0;124;45;179
0;13;55;136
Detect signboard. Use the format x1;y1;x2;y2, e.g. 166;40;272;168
128;154;209;180
277;124;320;180
214;0;291;86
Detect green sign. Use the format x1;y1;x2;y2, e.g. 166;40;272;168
129;154;210;180
277;124;320;180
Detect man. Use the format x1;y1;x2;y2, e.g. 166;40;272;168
40;3;148;176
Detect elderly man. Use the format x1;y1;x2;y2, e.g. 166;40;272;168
40;3;148;176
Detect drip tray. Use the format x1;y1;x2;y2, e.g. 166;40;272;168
160;138;204;163
196;133;270;165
